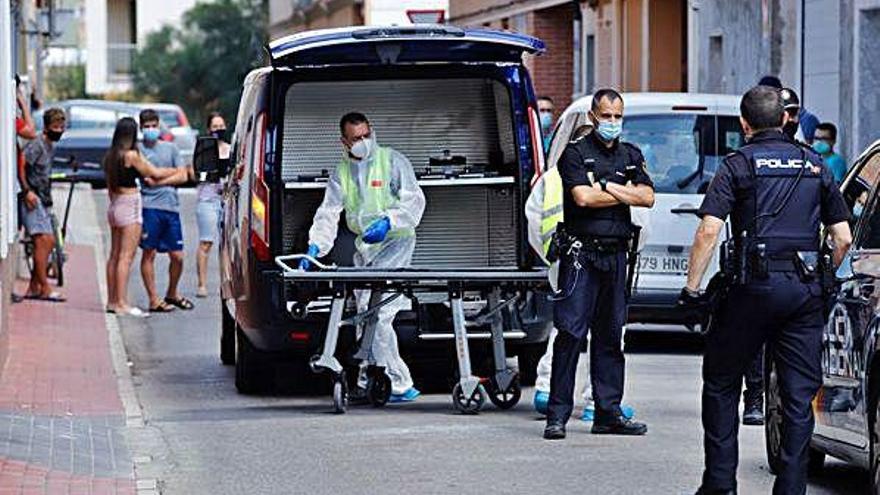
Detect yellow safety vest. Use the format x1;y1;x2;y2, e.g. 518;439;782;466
540;167;564;256
337;146;413;238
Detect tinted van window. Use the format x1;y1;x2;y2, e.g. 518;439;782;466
622;114;743;194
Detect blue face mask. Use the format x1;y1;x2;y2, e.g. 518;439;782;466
596;119;623;142
142;128;161;142
539;111;553;133
854;202;864;219
812;140;831;155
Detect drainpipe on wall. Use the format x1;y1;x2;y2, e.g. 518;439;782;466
572;0;582;96
799;0;805;105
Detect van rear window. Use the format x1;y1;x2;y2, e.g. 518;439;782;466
280;78;516;181
622;114;744;195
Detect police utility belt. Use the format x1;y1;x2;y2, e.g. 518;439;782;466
546;222;629;263
720;238;827;286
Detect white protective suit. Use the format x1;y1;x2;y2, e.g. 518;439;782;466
308;142;426;395
525;167;651;398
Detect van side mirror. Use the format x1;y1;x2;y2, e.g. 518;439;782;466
194;136;221;183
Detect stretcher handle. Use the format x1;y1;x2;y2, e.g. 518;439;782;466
274;254;337;272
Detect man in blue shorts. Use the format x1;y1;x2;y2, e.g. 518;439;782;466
139;109;193;312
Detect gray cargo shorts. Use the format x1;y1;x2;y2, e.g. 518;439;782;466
20;199;54;236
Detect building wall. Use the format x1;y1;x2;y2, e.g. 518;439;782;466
269;0;361;38
530;4;574;112
366;0;447;25
86;0;199;94
693;0;800;95
1;0;17;375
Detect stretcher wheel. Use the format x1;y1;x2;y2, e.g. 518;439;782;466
488;374;522;410
452;383;486;415
366;373;391;407
309;354;321;373
332;376;347;414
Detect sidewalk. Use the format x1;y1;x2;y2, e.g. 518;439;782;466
1;243;136;495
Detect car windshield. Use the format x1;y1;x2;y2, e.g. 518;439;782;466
622;114;744;194
67;106;121;129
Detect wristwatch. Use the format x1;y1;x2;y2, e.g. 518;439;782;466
599;178;608;191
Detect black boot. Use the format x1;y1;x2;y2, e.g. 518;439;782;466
543;420;566;440
591;409;647;435
742;394;764;426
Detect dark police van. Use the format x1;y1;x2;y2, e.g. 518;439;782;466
764;139;880;490
217;26;553;394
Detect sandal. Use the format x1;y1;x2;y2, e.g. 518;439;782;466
117;307;149;318
164;296;195;310
24;291;66;303
149;301;176;313
196;287;208;298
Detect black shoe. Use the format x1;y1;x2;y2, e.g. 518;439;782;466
695;487;736;495
742;399;764;426
591;411;647;436
543;421;566;440
348;386;369;406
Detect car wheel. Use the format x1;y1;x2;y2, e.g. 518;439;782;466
234;326;274;395
764;347;784;475
220;300;235;365
870;383;880;492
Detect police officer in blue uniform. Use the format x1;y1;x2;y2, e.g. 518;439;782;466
679;86;852;494
543;88;655;440
740;86;808;428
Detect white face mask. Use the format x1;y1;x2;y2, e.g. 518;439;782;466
349;138;373;161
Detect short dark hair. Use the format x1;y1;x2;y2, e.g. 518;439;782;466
43;107;66;128
538;96;554;104
591;88;623;111
758;75;783;89
139;109;160;126
740;86;785;130
339;112;369;135
816;122;838;141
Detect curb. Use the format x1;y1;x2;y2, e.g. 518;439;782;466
76;184;162;494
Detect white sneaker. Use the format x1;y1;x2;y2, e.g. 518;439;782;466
118;307;149;318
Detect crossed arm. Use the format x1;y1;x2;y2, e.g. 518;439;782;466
570;181;655;209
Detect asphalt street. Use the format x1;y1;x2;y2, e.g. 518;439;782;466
81;188;864;495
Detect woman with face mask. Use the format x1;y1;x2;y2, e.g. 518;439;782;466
194;112;231;298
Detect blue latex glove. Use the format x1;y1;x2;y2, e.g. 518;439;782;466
299;243;319;270
362;217;391;244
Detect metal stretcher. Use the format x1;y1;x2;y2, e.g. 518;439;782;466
275;254;549;414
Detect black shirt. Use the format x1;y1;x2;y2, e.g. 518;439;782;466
557;132;654;239
698;130;850;235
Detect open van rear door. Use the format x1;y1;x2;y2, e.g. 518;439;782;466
268;25;545;67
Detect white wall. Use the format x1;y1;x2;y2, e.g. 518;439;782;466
135;0;199;44
1;0;16;257
86;0;200;94
364;0;448;25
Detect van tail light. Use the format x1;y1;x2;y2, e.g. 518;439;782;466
528;107;546;187
250;112;270;261
160;131;174;142
177;109;190;127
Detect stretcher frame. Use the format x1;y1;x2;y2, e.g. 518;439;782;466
275;254;549;414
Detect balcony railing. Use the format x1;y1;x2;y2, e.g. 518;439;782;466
107;43;136;76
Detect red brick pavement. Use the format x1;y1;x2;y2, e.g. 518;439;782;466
0;244;136;494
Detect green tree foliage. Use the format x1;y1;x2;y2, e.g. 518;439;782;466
46;64;87;101
132;0;267;132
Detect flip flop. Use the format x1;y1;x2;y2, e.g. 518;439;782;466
117;307;149;318
196;287;208;298
164;296;194;310
149;301;176;313
24;292;66;303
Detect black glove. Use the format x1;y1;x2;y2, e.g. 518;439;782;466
677;287;706;308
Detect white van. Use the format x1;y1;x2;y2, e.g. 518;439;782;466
547;93;744;331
